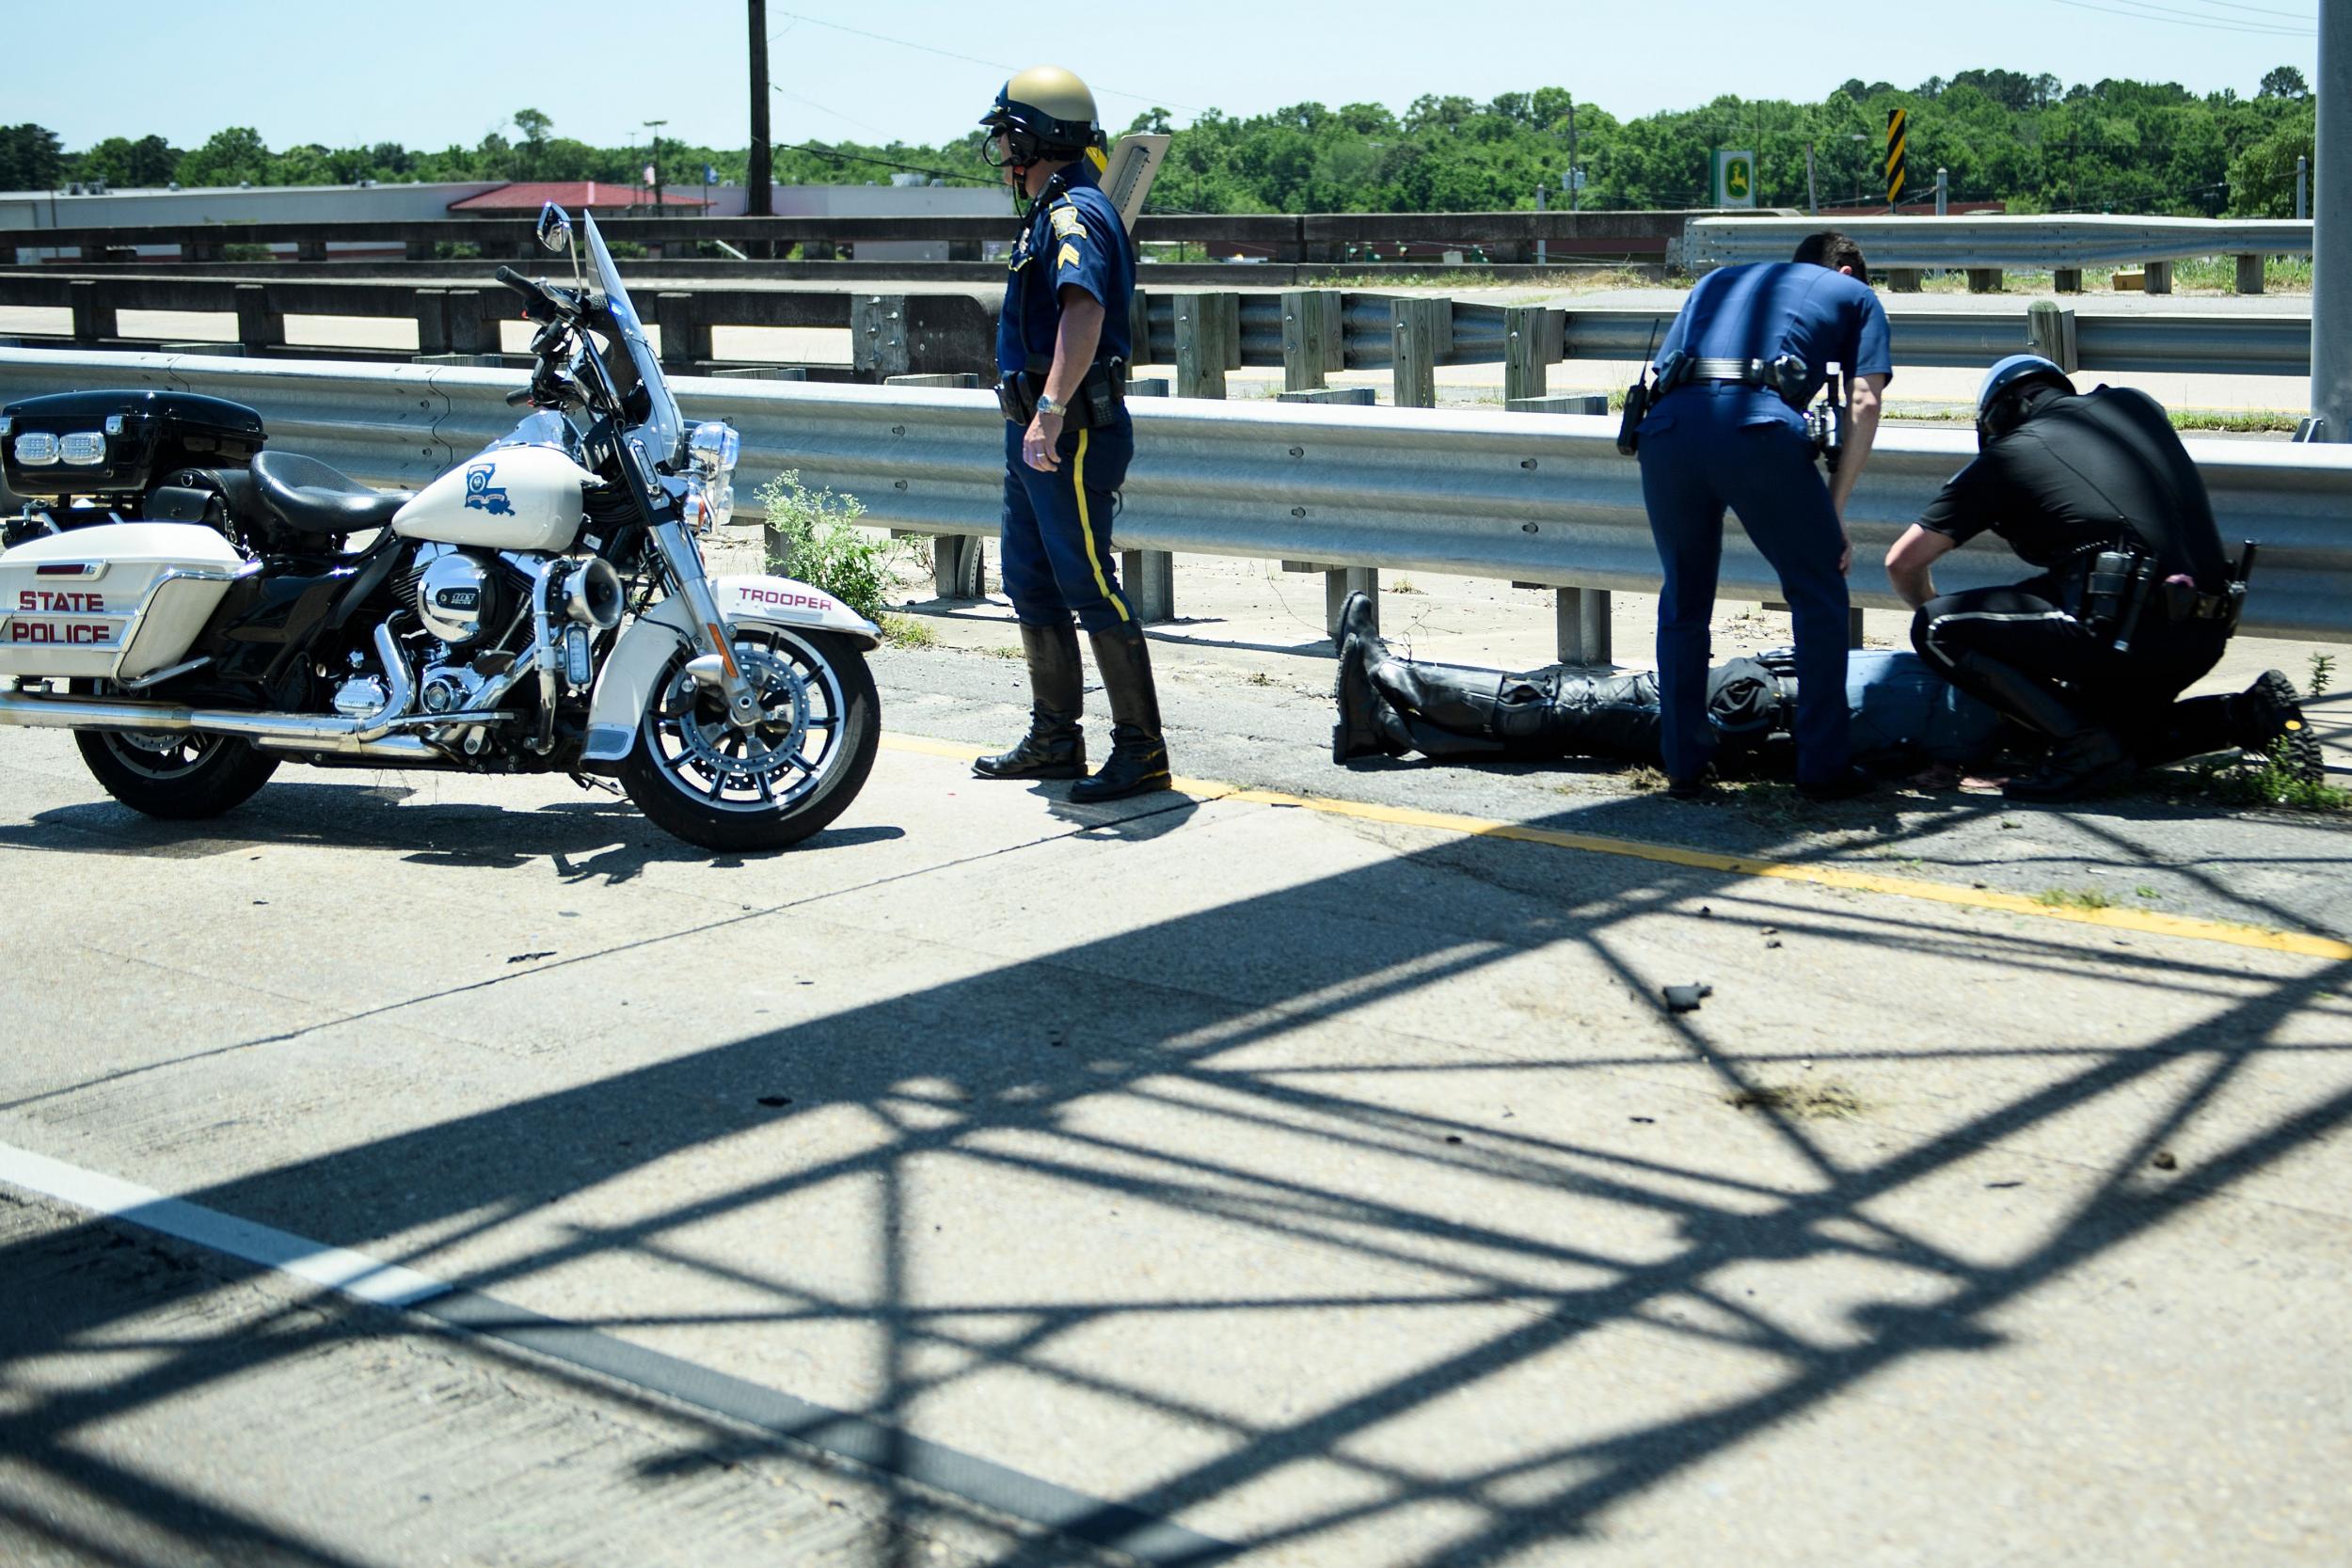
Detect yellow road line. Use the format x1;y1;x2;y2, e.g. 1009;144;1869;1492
879;734;2351;962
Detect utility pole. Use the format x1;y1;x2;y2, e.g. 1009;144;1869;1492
1535;182;1547;266
747;0;772;217
2297;154;2309;222
1805;140;1818;214
644;119;666;212
1936;166;1947;216
1566;103;1579;213
2315;0;2349;441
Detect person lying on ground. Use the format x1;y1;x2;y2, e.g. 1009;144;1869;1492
1327;592;2316;791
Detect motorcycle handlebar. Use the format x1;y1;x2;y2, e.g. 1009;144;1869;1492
505;386;537;407
495;266;564;320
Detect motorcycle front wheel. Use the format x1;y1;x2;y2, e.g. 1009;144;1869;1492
619;626;879;853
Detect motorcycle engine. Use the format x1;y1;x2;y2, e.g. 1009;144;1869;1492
407;543;507;647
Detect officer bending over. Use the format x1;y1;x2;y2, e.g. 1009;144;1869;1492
1885;356;2312;800
971;66;1170;802
1633;230;1892;800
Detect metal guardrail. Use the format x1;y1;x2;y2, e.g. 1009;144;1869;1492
4;347;2348;641
2;210;1713;266
1688;215;2314;272
8;272;2314;382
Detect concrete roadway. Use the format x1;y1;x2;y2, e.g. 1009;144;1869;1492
4;610;2350;1566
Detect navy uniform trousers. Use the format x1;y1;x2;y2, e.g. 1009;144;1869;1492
999;415;1137;631
1637;387;1851;786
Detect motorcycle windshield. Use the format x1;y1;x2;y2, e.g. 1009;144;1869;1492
473;408;576;458
583;212;684;467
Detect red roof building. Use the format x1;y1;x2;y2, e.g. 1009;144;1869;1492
448;182;711;214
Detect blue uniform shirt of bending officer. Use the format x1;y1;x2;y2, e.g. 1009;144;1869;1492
1635;231;1892;797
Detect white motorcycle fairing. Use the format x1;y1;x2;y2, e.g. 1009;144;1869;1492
580;574;882;769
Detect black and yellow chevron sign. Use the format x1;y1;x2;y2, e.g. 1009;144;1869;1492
1885;108;1908;206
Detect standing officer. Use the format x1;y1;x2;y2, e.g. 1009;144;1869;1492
969;66;1170;802
1884;356;2299;800
1633;230;1893;800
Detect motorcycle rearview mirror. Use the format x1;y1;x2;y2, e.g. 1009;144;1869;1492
536;201;587;290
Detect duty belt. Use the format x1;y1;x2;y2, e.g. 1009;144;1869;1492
1690;357;1777;385
996;357;1129;429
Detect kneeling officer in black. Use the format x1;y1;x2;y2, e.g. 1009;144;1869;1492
970;65;1170;802
1884;356;2288;800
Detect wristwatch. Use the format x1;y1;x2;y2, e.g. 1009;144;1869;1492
1035;394;1064;418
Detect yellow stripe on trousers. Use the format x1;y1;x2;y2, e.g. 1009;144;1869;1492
1071;428;1129;623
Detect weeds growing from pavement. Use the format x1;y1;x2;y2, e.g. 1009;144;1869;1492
760;471;920;626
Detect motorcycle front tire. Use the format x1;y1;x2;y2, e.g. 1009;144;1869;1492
618;628;880;854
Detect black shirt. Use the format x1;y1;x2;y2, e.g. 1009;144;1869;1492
1918;386;2230;589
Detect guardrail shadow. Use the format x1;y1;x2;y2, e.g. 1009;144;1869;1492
3;782;2347;1566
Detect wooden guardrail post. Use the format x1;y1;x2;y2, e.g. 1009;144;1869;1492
2144;260;2174;295
1172;293;1232;399
1502;379;1613;666
69;280;117;346
232;284;283;355
1886;268;1923;293
850;294;912;381
1391;296;1445;409
1965;268;2003;293
412;289;449;356
1502;305;1552;403
2234;253;2265;294
655;293;712;372
443;290;494;357
1120;367;1177;623
2053;267;2083;293
2026;301;2078;373
1280;290;1342;391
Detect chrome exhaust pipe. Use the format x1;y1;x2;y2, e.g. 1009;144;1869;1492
0;625;431;758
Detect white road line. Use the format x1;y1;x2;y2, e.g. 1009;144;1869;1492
0;1140;449;1308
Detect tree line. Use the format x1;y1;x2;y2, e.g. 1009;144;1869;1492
0;65;2318;219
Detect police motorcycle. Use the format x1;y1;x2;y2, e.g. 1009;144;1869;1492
0;205;881;852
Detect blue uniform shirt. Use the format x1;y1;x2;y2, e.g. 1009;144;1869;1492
996;159;1136;379
1652;261;1892;416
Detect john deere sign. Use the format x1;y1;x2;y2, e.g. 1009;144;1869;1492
1712;149;1758;209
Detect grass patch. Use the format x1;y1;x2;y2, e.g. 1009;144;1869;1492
759;470;923;626
2169;742;2352;812
880;614;939;649
1728;1082;1864;1119
1626;764;1668;793
2036;886;2120;911
1391;577;1422;594
2169;409;2302;435
982;643;1024;660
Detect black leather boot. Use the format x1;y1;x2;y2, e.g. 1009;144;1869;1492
1948;651;2136;801
1332;596;1414;762
974;622;1087;780
1070;623;1172;802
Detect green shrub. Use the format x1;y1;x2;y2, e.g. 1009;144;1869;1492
221;242;273;262
432;240;482;261
758;471;918;625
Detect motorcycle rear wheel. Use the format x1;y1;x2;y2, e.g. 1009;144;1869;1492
619;626;879;853
73;727;280;819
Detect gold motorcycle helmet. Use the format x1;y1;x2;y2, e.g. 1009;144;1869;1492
980;65;1107;173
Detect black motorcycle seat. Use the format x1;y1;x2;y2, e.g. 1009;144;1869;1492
250;451;412;537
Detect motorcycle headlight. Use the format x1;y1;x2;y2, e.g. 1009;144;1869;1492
682;476;734;533
686;420;739;482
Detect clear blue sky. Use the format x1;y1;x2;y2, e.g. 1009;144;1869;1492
8;0;2324;155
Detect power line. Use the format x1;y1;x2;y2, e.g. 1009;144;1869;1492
767;9;1204;113
2171;0;2317;20
2044;0;2314;34
769;127;996;188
